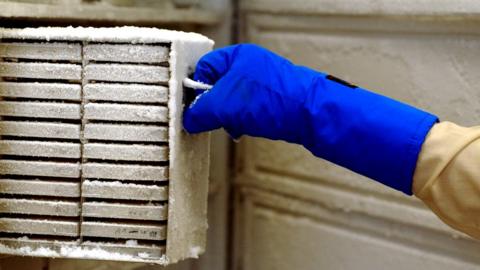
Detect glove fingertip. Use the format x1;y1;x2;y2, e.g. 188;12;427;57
182;109;204;134
182;91;222;134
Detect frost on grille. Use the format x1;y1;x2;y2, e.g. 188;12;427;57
0;27;213;264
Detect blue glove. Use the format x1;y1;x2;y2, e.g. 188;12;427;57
183;44;438;195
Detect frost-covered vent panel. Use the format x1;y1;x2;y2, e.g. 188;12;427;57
0;27;212;264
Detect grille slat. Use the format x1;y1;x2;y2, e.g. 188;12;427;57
85;64;169;84
0;121;81;139
84;123;168;142
84;143;168;162
84;83;168;103
0;198;79;216
0;42;82;62
82;180;167;201
0;140;81;158
84;44;169;64
0;218;78;237
0;160;81;178
0;179;79;197
0;62;82;81
81;221;166;241
84;103;167;123
0;101;81;119
82;202;167;221
0;82;81;100
82;163;168;181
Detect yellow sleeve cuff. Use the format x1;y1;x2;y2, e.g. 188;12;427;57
413;121;480;239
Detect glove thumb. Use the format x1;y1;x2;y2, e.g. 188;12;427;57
183;84;223;134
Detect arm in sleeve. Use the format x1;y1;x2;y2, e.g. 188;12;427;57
413;121;480;239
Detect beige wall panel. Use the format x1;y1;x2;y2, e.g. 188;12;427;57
234;188;480;270
235;2;480;270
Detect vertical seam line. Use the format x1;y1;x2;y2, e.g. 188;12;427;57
77;41;88;242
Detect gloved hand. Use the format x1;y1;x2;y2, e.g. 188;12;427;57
184;44;438;194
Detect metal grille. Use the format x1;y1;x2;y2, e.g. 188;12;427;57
0;40;172;261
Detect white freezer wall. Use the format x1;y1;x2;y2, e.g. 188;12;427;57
234;0;480;270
